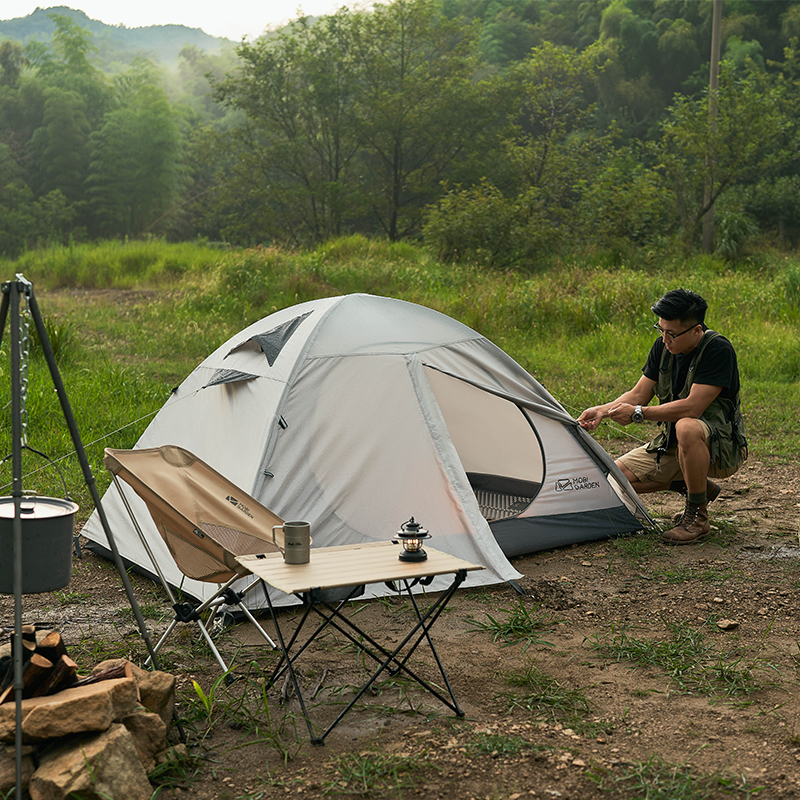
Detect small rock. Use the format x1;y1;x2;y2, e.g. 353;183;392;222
717;619;739;631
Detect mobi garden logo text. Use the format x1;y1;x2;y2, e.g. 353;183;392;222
554;476;600;492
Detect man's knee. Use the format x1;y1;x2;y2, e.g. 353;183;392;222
674;417;707;444
615;459;638;484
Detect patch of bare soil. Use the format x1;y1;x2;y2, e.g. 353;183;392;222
3;455;800;800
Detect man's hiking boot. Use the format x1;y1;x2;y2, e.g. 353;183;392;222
662;500;711;545
669;478;721;503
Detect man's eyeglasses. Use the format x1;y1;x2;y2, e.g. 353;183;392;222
653;323;697;342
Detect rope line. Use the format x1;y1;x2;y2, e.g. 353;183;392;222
560;400;650;445
0;408;159;492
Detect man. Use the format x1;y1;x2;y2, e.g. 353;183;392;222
578;288;747;545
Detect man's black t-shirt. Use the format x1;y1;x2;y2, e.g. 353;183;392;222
642;332;740;402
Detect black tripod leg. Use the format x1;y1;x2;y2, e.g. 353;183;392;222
25;291;168;679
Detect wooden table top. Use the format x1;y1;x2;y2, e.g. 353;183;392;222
236;540;483;595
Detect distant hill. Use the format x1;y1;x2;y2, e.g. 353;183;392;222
0;6;233;66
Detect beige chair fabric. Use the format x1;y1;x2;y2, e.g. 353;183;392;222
103;445;286;671
104;445;284;583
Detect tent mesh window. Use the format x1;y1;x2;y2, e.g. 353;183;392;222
472;490;531;522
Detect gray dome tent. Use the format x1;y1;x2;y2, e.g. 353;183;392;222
84;294;651;605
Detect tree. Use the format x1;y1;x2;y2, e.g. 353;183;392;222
26;85;90;203
655;61;792;248
424;42;619;265
351;0;493;240
210;0;499;244
211;9;366;244
0;40;27;88
88;68;186;237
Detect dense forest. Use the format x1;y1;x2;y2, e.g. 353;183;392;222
2;0;800;265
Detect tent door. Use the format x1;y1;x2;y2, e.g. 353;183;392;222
425;368;545;522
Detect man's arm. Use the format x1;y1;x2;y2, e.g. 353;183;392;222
578;375;656;431
603;382;723;426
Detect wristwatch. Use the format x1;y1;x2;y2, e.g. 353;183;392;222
631;404;645;424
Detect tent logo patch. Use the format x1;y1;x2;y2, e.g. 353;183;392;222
555;476;600;492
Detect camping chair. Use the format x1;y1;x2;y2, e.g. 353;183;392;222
103;445;285;674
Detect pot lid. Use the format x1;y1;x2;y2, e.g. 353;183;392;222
0;496;79;519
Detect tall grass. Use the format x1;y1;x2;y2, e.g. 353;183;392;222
1;235;797;513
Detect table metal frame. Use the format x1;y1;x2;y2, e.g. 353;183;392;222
237;542;482;745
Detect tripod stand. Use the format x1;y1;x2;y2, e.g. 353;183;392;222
1;275;161;800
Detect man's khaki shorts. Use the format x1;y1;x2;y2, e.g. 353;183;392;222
617;420;741;484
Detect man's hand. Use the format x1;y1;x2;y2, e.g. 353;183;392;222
579;402;638;429
577;407;607;431
604;403;636;426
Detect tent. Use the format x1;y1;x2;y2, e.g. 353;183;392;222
83;294;652;606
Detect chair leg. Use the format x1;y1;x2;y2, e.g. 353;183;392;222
195;618;230;674
145;618;178;668
234;603;277;649
145;608;230;675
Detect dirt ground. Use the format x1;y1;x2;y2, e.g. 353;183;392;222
3;452;800;800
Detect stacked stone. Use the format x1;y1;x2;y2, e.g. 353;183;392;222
0;657;178;800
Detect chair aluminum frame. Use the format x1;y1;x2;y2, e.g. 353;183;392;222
105;446;283;675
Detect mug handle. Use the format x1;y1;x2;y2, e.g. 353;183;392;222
272;525;285;554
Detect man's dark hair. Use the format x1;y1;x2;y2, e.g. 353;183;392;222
651;288;708;325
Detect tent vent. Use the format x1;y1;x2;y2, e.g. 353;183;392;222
204;368;259;388
227;312;312;366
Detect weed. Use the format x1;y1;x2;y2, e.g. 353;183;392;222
466;599;558;651
188;671;235;722
587;752;764;798
464;731;544;757
587;621;777;697
322;748;430;796
503;660;593;729
651;565;739;585
53;588;91;604
608;531;660;561
29;314;79;366
233;677;304;765
148;745;203;796
708;516;745;544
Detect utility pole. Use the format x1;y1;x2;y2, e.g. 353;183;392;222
702;0;723;253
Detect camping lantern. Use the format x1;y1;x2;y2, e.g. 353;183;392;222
396;517;430;562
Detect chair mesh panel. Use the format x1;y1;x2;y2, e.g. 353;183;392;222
473;490;530;522
159;522;232;582
200;522;278;557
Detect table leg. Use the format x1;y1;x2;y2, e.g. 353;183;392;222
264;589;323;744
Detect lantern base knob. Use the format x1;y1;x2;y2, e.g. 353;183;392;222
399;548;428;562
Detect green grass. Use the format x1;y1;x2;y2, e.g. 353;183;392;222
1;236;797;506
466;599;559;651
502;660;598;733
462;731;546;758
588;621;777;697
588;753;764;798
321;749;431;796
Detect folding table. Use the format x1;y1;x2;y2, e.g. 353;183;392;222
237;541;484;745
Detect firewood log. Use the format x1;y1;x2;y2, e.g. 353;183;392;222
73;660;131;687
30;654;78;697
35;631;67;665
21;653;54;699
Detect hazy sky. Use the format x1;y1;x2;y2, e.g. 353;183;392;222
1;1;358;41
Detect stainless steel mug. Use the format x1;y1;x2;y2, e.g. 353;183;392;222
272;520;311;564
